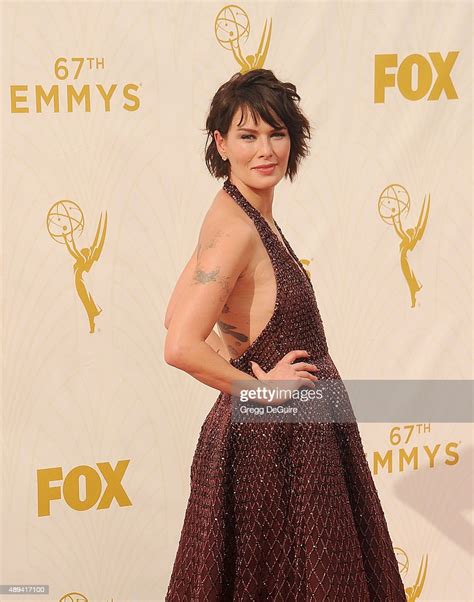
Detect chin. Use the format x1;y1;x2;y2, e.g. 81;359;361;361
254;173;283;188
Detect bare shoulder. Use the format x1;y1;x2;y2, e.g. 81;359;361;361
194;188;257;263
164;188;258;331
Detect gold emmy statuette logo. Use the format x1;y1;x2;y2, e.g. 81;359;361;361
395;547;428;601
59;594;88;602
47;201;108;333
215;5;272;73
378;185;430;307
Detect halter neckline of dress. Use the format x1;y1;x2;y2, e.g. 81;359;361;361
223;177;310;281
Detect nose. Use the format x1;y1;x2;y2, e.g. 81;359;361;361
257;135;275;158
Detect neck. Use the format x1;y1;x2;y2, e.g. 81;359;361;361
228;173;275;222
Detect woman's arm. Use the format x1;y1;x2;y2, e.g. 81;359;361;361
164;245;230;362
164;214;257;395
165;321;230;361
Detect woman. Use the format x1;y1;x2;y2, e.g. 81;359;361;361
164;69;406;601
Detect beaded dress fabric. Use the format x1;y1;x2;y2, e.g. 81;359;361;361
166;178;406;601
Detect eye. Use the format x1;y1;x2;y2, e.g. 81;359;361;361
240;132;286;140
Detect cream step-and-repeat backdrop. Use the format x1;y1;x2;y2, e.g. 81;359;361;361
1;1;472;601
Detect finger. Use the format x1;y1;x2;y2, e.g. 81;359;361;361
282;349;310;363
250;361;266;379
294;370;319;381
293;362;319;372
297;377;316;389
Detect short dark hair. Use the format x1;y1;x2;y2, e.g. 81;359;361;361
204;69;312;182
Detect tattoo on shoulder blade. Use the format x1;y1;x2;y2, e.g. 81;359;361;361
228;345;240;358
218;320;249;343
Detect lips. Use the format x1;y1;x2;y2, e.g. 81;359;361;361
253;164;277;174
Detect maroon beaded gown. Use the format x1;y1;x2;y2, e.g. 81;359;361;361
166;178;406;601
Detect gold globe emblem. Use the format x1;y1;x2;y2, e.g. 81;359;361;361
215;5;250;50
46;200;84;244
378;184;410;225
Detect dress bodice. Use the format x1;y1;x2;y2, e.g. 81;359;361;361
223;178;329;374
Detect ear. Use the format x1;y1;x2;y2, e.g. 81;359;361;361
214;129;225;155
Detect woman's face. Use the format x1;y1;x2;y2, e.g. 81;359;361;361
214;107;291;190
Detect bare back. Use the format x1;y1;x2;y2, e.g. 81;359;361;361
211;189;278;361
168;187;284;362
